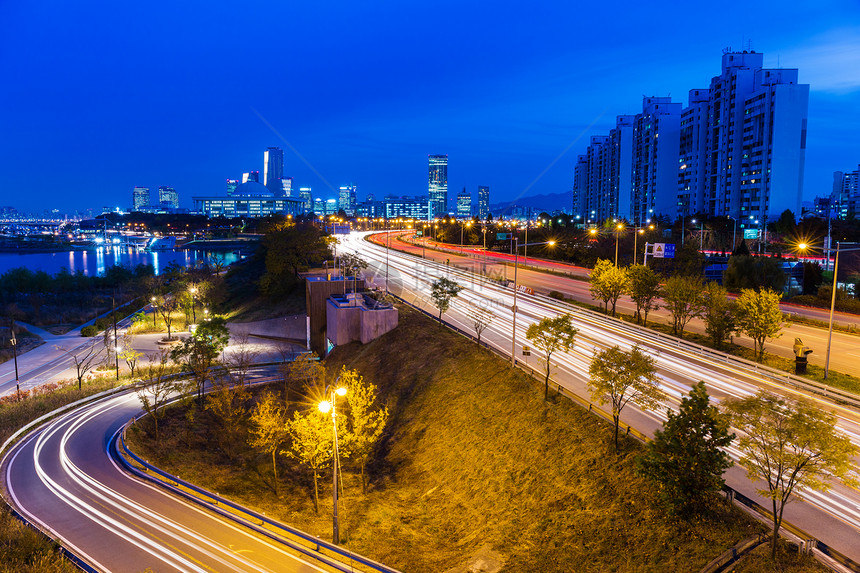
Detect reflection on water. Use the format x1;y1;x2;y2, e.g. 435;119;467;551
0;247;240;277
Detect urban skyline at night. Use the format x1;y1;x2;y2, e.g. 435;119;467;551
1;1;858;214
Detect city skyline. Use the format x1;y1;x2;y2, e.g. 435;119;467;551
1;1;858;213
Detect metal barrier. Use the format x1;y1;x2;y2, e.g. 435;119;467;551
113;383;402;573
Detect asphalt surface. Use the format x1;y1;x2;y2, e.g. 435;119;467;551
3;369;337;573
375;232;860;378
344;231;860;564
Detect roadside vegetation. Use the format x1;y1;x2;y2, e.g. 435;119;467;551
126;305;829;572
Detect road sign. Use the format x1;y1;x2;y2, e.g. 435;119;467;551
496;233;510;240
522;345;531;356
664;243;675;259
653;243;665;258
416;231;423;236
743;229;760;240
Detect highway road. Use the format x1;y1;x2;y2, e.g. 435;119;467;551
2;369;368;573
370;232;860;378
342;231;860;564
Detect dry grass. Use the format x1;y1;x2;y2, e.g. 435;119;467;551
122;305;835;573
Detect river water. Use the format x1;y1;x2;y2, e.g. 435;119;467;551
0;247;240;277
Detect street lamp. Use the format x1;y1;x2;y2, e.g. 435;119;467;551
726;215;738;252
460;221;472;253
825;243;860;379
511;238;556;368
614;223;625;267
150;296;158;329
189;286;198;323
691;218;704;251
318;384;348;544
9;320;19;400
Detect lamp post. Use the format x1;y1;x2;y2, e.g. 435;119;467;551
9;320;19;400
385;219;390;295
825;243;860;379
112;295;119;380
614;223;624;267
460;221;472;253
796;242;809;296
510;239;555;368
189;286;198;323
318;384;348;544
726;216;738;252
150;296;158;329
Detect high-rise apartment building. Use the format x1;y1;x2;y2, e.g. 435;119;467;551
338;185;357;215
263;147;284;195
132;186;150;211
631;97;681;224
428;154;448;217
226;179;239;197
478;186;490;219
456;187;471;218
158;186;179;209
572;50;808;224
831;166;860;220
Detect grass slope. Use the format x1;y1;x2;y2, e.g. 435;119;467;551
126;305;836;572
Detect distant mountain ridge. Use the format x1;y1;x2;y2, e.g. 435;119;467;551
490;191;570;215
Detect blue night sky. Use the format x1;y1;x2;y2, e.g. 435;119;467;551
1;0;859;214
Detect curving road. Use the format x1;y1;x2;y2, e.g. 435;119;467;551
2;370;349;573
343;231;860;563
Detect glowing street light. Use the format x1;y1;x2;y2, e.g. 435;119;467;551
614;223;625;267
318;384;348;544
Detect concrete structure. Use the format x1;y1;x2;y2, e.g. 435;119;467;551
299;187;313;213
280;177;293;198
456;187;471;218
831;166;860;219
263;147;284;195
132;186;150;211
242;171;259;183
325;293;398;351
478;185;490;219
678;89;711;218
428;154;448;217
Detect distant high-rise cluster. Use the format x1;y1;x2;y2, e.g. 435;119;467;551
572;51;809;226
338;185;357;216
428;154;448;217
456;187;471;218
826;165;860;220
131;185;179;213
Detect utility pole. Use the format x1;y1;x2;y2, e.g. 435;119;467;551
9;319;19;400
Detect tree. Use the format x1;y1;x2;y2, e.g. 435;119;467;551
57;341;102;390
205;374;250;459
589;259;628;316
153;294;180;340
526;314;578;401
662;275;705;338
136;350;174;442
249;390;290;492
735;288;784;361
260;223;331;297
119;333;143;379
725;391;857;558
638;382;734;516
626;264;661;325
339;367;389;493
170;316;230;403
587;345;663;451
702;282;737;350
225;333;259;386
283;408;333;514
466;304;494;346
723;255;786;292
339;253;368;294
281;352;325;402
430;277;463;321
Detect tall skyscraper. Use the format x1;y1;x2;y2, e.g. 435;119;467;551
831;166;859;220
158;186;179;209
338;185;357;215
132;186;150;211
242;171;259;183
299;187;313;213
456;187;471;218
226;179;239;197
677;89;710;219
428;154;448;217
264;147;284;195
478;186;490;219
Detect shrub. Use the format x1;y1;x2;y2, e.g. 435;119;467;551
80;325;99;337
549;290;566;301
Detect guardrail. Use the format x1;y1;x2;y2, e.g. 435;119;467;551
114;379;402;573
